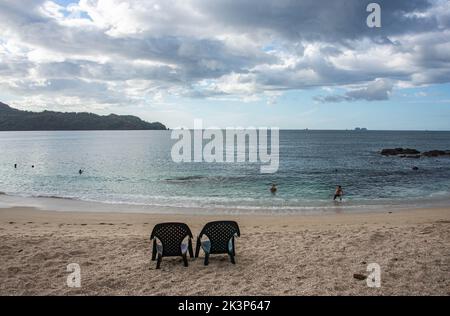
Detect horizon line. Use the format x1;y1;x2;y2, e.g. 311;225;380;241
1;129;450;132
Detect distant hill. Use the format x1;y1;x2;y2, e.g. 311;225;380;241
0;102;167;131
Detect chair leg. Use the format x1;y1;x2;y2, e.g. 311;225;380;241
229;253;236;264
151;239;157;261
204;253;210;265
188;239;194;258
232;237;236;257
195;237;201;258
182;253;188;267
156;253;162;269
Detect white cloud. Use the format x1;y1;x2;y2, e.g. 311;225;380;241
314;79;394;103
0;0;449;111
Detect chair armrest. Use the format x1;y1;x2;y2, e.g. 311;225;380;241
181;243;188;255
201;240;211;254
229;236;237;256
156;243;163;256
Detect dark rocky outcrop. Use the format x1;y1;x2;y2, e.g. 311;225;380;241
380;148;420;156
381;147;450;158
421;150;450;157
0;102;167;131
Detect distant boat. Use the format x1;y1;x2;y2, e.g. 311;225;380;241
354;127;368;131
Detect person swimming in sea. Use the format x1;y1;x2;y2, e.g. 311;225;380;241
333;185;344;201
270;183;277;194
79;169;84;175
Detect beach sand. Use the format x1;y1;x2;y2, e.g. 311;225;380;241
0;206;449;296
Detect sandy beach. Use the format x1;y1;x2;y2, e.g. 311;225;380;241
0;206;449;296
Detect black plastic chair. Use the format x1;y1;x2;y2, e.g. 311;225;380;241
195;221;240;265
150;222;194;269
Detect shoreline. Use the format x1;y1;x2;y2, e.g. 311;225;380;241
2;192;450;216
1;205;449;295
1;204;450;224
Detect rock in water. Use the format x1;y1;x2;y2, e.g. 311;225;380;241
382;148;450;158
381;148;420;156
421;150;450;157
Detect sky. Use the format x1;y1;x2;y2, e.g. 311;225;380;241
0;0;450;130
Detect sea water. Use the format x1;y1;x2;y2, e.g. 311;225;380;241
0;130;449;214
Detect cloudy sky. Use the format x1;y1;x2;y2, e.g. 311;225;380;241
0;0;450;129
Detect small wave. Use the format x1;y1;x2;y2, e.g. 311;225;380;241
34;194;77;201
428;190;450;198
163;174;250;184
3;188;450;215
0;191;82;202
164;175;207;182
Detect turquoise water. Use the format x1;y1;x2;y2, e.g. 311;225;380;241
0;130;450;213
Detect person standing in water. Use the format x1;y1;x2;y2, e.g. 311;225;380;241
79;169;84;175
333;185;344;201
270;183;277;194
14;163;17;169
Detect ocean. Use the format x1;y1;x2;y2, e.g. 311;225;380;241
1;130;449;214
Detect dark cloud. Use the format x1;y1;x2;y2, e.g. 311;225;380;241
0;0;449;108
196;0;436;42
